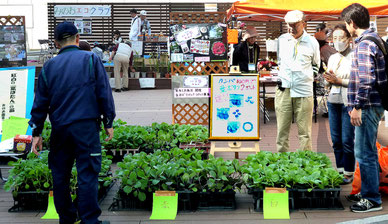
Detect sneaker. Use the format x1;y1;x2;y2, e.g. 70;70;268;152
341;175;354;185
350;198;382;213
115;89;121;92
121;87;129;91
346;193;362;202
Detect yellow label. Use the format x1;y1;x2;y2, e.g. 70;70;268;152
16;143;26;151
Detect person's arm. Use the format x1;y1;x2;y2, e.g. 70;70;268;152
147;20;151;36
129;51;135;72
353;41;377;109
312;38;321;76
232;43;242;66
109;44;119;61
92;54;116;137
28;67;50;155
255;43;261;65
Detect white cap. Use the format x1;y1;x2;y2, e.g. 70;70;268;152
284;10;305;24
140;10;147;16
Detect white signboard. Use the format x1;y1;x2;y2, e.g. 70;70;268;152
131;41;143;56
183;76;209;88
266;39;278;52
0;69;28;135
139;78;155;88
210;75;260;140
174;88;210;98
54;5;111;17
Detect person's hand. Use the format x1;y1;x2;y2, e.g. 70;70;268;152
104;128;114;141
323;70;338;84
32;136;43;156
350;108;362;126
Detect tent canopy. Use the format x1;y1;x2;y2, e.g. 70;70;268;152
227;0;388;21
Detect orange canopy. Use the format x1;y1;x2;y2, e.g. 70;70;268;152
227;0;388;21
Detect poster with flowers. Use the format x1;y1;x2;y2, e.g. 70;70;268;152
169;23;227;62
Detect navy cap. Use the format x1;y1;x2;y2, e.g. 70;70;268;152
54;22;78;41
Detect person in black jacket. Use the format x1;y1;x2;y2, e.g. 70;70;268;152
29;22;115;224
232;26;261;73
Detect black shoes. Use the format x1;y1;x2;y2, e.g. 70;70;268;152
350;198;382;213
121;87;129;91
345;193;362;202
115;89;121;92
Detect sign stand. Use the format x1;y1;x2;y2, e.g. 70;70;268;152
209;141;260;158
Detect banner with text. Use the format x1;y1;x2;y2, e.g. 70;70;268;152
0;66;35;141
54;5;111;17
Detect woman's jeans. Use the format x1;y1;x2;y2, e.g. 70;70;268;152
354;106;384;204
327;102;355;174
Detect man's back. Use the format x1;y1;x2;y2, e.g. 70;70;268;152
36;45;114;127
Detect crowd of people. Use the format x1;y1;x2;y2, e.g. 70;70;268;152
28;3;387;223
233;2;387;214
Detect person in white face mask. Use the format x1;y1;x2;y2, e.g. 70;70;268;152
324;24;355;185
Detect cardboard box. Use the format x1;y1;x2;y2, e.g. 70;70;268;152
13;135;32;153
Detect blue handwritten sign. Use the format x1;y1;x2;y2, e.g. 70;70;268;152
210;75;259;140
54;5;111;17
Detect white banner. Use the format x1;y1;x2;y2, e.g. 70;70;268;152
139;78;155;88
54;5;111;17
0;69;28;135
174;88;210;98
131;41;143;56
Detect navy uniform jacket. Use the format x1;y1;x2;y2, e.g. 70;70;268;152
29;45;116;136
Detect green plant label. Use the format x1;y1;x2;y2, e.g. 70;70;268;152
149;191;178;220
41;191;59;220
263;188;290;220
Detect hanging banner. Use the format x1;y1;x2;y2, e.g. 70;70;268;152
54;5;111;17
0;66;35;141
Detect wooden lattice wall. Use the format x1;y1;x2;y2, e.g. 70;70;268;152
170;12;228;126
0;16;24;26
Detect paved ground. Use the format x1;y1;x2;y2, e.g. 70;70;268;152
1;89;388;224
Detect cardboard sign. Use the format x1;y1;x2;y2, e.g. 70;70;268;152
227;29;238;44
149;191;178;220
1;116;29;141
263;188;290;219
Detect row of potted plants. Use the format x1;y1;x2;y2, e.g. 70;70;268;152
109;149;343;211
99;120;209;153
4;150;113;211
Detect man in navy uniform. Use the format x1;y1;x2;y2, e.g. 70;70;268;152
29;22;115;224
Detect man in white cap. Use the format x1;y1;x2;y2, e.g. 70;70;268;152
140;10;151;36
232;26;261;72
275;10;320;152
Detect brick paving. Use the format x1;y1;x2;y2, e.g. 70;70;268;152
1;89;387;224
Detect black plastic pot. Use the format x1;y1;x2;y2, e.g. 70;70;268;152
109;189;153;211
9;190;49;212
295;188;343;210
197;190;236;211
248;188;296;212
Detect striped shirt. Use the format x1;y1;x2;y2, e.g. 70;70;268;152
348;29;386;110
